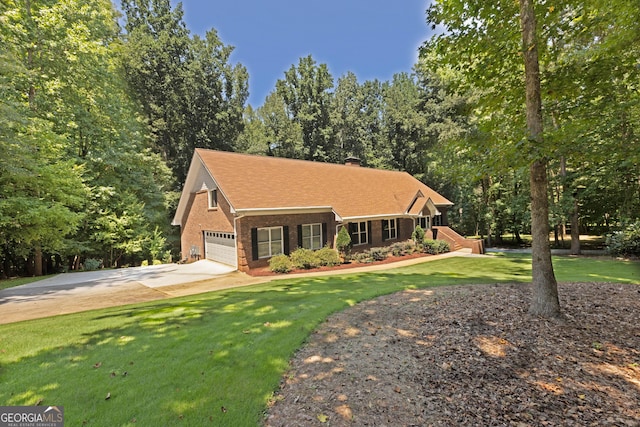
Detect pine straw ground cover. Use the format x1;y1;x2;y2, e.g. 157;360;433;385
265;282;640;426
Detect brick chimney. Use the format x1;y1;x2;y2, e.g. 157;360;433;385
344;156;361;167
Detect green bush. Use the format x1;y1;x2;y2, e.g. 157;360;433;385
352;251;374;263
316;246;341;267
606;222;640;257
391;240;417;256
268;254;293;273
289;248;318;270
390;242;405;256
423;239;451;255
336;226;352;259
368;246;390;261
83;258;102;271
412;225;425;243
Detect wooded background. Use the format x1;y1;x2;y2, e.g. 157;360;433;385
1;0;638;277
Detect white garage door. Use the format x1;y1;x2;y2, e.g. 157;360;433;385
204;231;237;268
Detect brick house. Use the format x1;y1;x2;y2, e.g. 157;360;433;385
172;149;479;272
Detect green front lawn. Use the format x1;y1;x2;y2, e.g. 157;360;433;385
0;254;637;426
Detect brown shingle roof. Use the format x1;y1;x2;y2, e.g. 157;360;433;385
196;149;453;219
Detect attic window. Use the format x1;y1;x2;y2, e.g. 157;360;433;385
208;189;217;209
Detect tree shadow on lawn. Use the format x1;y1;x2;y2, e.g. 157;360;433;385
3;254;632;425
0;263;532;425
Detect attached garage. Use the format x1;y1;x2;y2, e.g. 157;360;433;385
204;231;237;268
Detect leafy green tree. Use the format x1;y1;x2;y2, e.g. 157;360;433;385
276;55;335;162
120;0;248;183
1;0;175;275
422;0;640;316
330;72;385;166
236;105;270;155
423;0;559;315
259;91;304;158
180;29;249;175
380;73;427;175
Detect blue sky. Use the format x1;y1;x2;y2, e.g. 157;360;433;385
172;0;434;106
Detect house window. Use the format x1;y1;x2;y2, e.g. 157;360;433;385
418;216;430;230
257;226;283;258
301;223;322;250
348;221;368;245
208;189;217;209
382;219;397;240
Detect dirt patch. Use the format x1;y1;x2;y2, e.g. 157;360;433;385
265;282;640;426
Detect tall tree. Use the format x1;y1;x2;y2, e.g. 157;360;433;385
120;0;248;183
236;105;270;155
380;73;427;175
276;55;335;162
422;0;640;317
259;91;304;158
519;0;559;316
331;72;383;166
1;0;175;275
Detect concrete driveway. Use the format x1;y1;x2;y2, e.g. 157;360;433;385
0;249;475;325
0;261;264;324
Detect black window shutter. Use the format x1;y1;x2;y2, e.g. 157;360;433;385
322;222;327;247
283;226;290;255
251;228;258;261
367;221;372;244
382;220;387;241
396;219;400;239
297;224;303;248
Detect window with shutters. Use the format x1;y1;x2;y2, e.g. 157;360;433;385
348;221;368;245
257;226;283;258
301;223;322;250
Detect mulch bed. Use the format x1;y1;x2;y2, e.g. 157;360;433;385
264;282;640;426
247;253;431;277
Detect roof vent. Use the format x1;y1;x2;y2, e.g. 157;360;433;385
344;156;361;167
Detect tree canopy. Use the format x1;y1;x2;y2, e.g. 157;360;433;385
1;0;636;280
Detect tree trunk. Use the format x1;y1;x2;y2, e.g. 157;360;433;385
34;244;43;276
519;0;560;317
570;198;581;255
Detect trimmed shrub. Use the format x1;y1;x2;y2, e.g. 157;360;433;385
368;246;390;261
336;226;352;259
606;222;640;257
289;248;318;270
390;242;405;256
391;240;417;256
423;239;451;255
412;225;425;243
352;251;374;263
316;246;341;267
269;254;293;273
